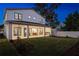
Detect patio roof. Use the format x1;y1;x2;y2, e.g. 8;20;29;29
5;20;51;27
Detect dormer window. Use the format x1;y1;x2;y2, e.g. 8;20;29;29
14;13;22;20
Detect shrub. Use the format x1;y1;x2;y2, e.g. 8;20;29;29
0;34;6;39
10;39;34;55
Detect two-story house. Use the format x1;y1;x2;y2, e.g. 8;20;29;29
4;8;52;40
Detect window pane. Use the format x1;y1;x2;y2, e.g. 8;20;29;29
39;28;43;35
15;13;18;20
14;27;21;36
14;27;17;36
18;27;21;36
24;28;27;37
29;28;32;36
29;28;38;36
32;28;38;35
14;13;22;20
19;14;22;20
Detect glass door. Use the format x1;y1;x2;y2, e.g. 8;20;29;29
24;28;27;37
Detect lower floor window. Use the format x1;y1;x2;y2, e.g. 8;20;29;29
39;28;43;35
29;28;38;36
13;26;51;37
14;27;21;36
45;32;50;35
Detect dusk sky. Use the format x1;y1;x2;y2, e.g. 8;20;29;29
0;3;79;25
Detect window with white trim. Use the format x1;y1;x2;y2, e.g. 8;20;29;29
29;28;38;36
14;27;21;36
14;13;22;20
39;28;43;35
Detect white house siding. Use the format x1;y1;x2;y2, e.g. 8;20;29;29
5;26;8;39
4;24;9;39
5;9;46;24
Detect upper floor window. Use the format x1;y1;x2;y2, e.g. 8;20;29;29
14;13;22;20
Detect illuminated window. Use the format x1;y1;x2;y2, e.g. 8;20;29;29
29;28;38;36
14;27;21;36
14;13;18;20
39;28;43;35
14;13;22;20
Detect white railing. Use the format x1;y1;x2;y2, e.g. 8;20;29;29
53;31;79;38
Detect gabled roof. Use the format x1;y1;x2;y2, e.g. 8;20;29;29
5;8;46;20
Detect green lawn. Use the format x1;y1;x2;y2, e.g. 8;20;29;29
0;39;19;56
0;37;79;56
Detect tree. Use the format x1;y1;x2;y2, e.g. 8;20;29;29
34;3;60;28
0;24;4;29
62;11;79;31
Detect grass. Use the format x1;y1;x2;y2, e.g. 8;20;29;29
0;37;79;56
0;39;19;56
28;37;79;56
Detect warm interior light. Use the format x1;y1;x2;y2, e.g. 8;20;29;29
32;28;37;33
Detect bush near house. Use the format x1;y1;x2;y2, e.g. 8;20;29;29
10;39;34;56
0;34;6;39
